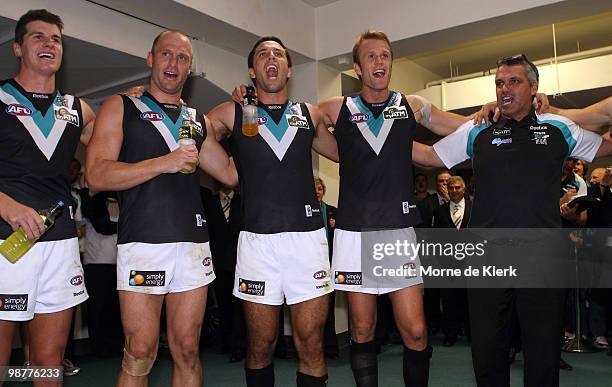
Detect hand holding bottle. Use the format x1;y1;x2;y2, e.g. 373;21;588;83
0;196;45;241
162;144;199;174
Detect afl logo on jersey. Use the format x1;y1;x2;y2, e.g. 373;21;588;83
70;275;83;286
350;113;369;124
257;116;267;125
6;104;32;116
140;111;164;121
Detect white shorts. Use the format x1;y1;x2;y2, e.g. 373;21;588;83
332;228;423;295
0;237;88;321
234;228;333;305
117;242;215;294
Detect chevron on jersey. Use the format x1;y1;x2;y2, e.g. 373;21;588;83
128;96;194;152
257;102;303;161
346;92;402;155
0;83;74;161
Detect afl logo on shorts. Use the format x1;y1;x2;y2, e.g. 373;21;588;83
6;104;32;116
69;275;83;286
350;113;369;124
140;111;164;121
202;257;212;267
313;270;327;280
257;116;267;125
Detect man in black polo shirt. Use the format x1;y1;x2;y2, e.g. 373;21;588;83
427;55;612;387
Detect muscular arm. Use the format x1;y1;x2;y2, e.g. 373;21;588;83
550;97;612;132
308;103;338;162
206;101;235;141
199;115;238;187
79;100;96;145
412;142;446;168
594;131;612;159
85;95;197;192
317;96;343;129
407;95;468;136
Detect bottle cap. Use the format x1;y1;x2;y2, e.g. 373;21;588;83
57;201;64;207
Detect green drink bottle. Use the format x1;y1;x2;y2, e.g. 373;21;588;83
178;118;196;174
0;201;64;263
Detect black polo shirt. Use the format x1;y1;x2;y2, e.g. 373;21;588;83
433;110;601;227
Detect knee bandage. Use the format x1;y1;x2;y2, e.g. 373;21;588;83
121;348;156;377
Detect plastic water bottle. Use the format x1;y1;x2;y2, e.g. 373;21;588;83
242;86;258;136
178;119;196;174
0;201;64;263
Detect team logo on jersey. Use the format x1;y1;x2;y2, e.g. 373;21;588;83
129;270;165;286
492;137;512;146
202;257;212;267
334;271;362;285
313;270;328;280
383;106;408;120
195;214;206;227
140;111;164;121
69;275;83;286
287;114;309;129
238;279;265;296
350;113;369;124
493;128;511;136
257;116;267;125
402;201;416;214
0;294;28;311
54;106;79;126
532;131;549;145
529;125;547;131
5;104;32;116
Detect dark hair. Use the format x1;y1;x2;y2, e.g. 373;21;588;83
151;29;191;54
352;30;393;66
247;36;292;69
15;9;63;45
496;54;539;84
414;173;427;180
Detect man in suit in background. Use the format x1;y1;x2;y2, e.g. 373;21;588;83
201;183;246;362
433;175;471;346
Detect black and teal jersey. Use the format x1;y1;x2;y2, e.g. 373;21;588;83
229;101;322;234
333;91;421;231
117;93;208;244
433;110;602;227
0;79;83;241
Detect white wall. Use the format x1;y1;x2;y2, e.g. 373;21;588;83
315;0;565;59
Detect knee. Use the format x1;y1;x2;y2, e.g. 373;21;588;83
294;332;323;361
30;349;63;367
351;320;376;342
248;335;276;362
125;337;158;360
400;323;427;350
169;333;200;366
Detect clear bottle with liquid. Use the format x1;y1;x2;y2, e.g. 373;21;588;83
0;201;64;263
178;118;196;174
242;86;258;137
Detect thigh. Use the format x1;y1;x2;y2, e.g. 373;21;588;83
347;292;377;340
28;308;73;365
243;301;280;344
165;286;207;344
0;320;17;365
290;295;329;339
389;286;426;334
119;291;164;349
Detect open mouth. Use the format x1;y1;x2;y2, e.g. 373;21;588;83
38;52;55;60
501;95;513;107
373;69;385;78
163;71;178;79
265;64;278;78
